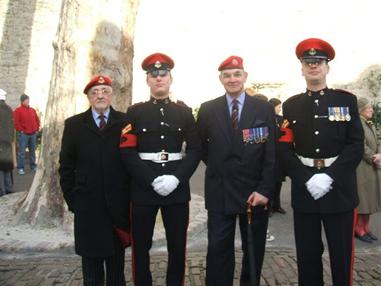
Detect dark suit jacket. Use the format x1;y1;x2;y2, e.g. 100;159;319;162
197;94;276;214
59;107;129;257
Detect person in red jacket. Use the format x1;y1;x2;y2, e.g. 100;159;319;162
13;94;40;175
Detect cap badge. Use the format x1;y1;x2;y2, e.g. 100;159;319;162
232;59;238;66
154;61;162;69
98;76;105;84
308;48;317;56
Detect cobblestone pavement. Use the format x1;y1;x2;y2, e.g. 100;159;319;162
1;250;381;285
1;164;381;285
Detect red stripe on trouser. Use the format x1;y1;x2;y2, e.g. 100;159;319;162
350;208;357;286
181;202;190;286
130;203;136;285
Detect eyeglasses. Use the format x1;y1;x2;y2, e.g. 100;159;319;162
147;69;170;78
88;87;112;96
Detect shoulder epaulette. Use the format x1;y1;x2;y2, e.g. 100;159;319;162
332;88;355;96
127;101;145;111
173;99;189;108
284;93;304;104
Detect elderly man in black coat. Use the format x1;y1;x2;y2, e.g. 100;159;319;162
59;75;130;286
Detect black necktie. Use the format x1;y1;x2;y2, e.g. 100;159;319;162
98;114;106;130
231;99;239;131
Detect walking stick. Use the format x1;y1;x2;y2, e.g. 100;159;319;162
246;204;258;286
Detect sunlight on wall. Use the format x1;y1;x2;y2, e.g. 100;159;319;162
133;0;381;107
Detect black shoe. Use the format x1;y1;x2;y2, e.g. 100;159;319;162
355;233;373;243
367;232;378;241
273;207;287;214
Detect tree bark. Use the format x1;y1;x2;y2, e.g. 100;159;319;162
13;0;139;229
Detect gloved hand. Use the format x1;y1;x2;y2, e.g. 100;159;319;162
306;173;334;200
152;175;180;196
151;176;167;196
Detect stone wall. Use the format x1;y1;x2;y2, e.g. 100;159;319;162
0;0;62;115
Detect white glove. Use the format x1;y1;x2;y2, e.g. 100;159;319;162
306;173;333;200
152;175;180;196
151;177;167;196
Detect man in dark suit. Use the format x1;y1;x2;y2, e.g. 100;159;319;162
59;75;130;286
120;53;201;286
279;38;364;286
197;56;276;286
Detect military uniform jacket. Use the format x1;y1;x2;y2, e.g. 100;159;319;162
280;88;364;213
59;108;130;257
120;98;201;205
197;94;276;215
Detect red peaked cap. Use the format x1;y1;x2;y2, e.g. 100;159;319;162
141;53;174;71
218;55;244;71
83;75;112;94
295;38;335;61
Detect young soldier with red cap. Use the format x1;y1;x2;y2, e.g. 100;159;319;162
279;38;364;286
59;75;130;285
197;56;276;286
120;53;201;286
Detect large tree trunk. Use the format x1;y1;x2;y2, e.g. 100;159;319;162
12;0;139;229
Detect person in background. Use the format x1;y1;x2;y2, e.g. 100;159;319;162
197;55;275;286
120;53;201;286
355;97;381;243
13;94;40;175
279;38;364;286
0;88;15;196
268;98;287;216
59;75;130;285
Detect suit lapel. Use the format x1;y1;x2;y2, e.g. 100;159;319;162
239;94;257;129
102;107;119;133
83;108;100;134
213;96;233;143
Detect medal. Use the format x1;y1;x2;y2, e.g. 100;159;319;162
328;107;335;121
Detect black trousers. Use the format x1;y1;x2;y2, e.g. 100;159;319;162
206;206;269;286
271;181;283;210
294;209;356;286
131;203;189;286
81;241;125;286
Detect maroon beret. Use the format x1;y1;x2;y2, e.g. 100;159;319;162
83;75;112;94
295;38;335;61
218;55;244;71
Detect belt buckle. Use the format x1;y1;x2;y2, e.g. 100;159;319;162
314;159;325;169
158;152;169;162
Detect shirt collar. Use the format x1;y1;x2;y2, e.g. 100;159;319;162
92;108;110;120
226;91;246;107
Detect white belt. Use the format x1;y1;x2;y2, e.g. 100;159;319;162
139;152;183;163
297;154;338;169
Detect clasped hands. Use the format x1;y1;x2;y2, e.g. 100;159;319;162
151;175;180;196
305;173;333;200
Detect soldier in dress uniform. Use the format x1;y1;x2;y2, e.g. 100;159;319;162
120;53;201;286
279;38;364;286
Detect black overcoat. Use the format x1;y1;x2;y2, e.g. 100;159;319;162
59;107;129;257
